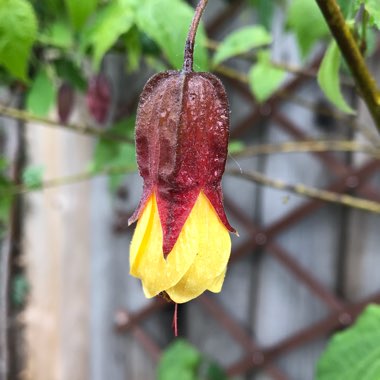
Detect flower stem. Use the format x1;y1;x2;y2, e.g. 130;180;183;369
315;0;380;132
183;0;209;73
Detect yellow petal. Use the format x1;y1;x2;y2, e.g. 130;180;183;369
130;191;231;303
166;192;231;303
130;193;198;297
207;268;227;293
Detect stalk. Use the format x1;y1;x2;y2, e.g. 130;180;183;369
183;0;209;73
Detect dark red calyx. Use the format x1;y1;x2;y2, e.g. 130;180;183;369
86;74;111;124
129;70;235;256
57;82;75;124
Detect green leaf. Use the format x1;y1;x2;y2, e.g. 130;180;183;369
248;0;277;29
81;2;135;69
0;159;13;228
363;0;380;29
64;0;98;31
228;140;245;154
55;59;87;91
0;0;38;81
316;305;380;380
90;117;136;191
125;27;142;72
248;51;286;102
337;0;356;18
286;0;329;57
12;274;29;306
317;41;355;114
213;26;272;66
201;360;228;380
136;0;209;71
26;69;56;117
38;21;73;49
22;165;44;189
158;339;201;380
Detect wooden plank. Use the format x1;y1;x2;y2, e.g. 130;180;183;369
23;106;92;380
344;86;380;302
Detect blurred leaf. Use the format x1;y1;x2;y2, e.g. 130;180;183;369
158;339;201;380
248;0;277;29
38;21;73;48
158;339;228;380
228;140;245;154
12;274;29;306
55;58;87;91
140;32;161;56
0;158;13;227
213;26;272;66
64;0;97;31
362;0;380;29
26;69;56;117
0;0;38;81
286;0;329;57
22;165;44;189
145;55;168;72
90;117;136;191
125;27;142;72
337;0;356;18
317;41;355;114
201;361;228;380
316;305;380;380
31;0;63;15
248;51;286;102
81;2;135;69
136;0;209;71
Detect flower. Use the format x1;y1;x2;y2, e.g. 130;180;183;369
128;70;235;303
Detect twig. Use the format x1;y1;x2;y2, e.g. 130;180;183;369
183;0;209;72
215;65;380;146
227;168;380;214
315;0;380;131
0;104;133;144
231;140;380;159
215;64;249;84
207;38;354;85
9;162;380;214
0;166;135;197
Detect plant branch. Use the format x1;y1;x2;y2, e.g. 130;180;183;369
227;168;380;214
2;160;380;214
0;166;134;197
183;0;209;72
231;140;380;159
315;0;380;131
214;65;380;146
0;104;133;144
207;38;353;84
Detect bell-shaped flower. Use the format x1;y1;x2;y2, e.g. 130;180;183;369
129;70;236;303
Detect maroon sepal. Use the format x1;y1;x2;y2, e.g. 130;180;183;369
57;82;75;124
86;74;111;124
129;70;235;256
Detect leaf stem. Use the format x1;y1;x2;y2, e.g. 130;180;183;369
183;0;209;73
315;0;380;132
